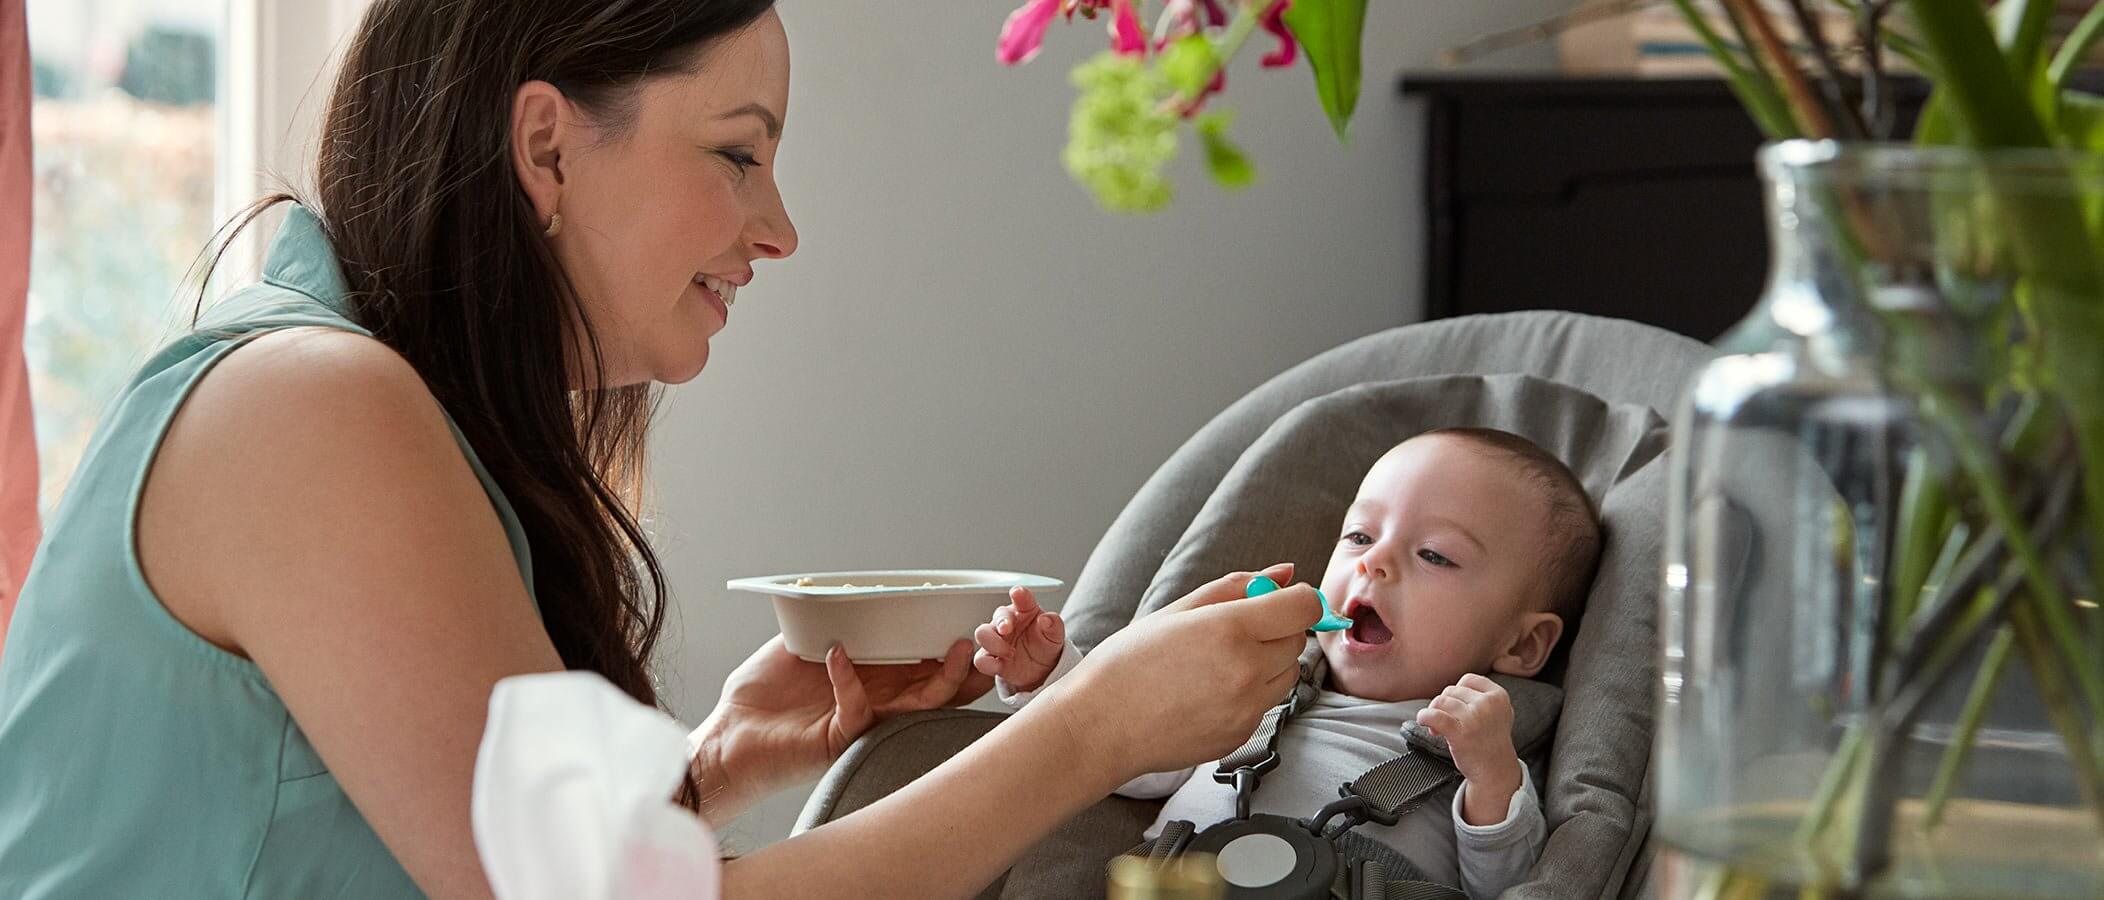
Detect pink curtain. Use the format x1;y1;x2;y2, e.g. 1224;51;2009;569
0;0;37;655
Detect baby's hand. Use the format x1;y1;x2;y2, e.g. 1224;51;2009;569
1416;674;1524;826
972;587;1066;693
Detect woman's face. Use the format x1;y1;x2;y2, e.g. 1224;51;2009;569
533;10;797;387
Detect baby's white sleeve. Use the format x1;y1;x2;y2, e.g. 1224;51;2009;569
1451;764;1546;900
994;638;1084;709
1114;765;1198;800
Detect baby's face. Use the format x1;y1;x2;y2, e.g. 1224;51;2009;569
1316;435;1559;701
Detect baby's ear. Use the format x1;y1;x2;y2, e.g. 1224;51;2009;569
1490;612;1564;678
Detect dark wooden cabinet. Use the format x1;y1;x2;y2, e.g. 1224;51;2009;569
1401;76;1930;342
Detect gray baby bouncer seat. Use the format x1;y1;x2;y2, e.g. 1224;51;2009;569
795;312;1716;899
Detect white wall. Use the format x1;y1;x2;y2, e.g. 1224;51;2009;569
652;1;1573;849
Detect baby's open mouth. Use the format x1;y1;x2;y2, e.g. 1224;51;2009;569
1347;605;1393;645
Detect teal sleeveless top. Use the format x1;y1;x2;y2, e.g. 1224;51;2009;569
0;207;536;898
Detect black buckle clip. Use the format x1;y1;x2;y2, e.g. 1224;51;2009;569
1304;785;1400;840
1214;752;1279;822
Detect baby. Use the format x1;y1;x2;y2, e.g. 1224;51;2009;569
975;427;1601;898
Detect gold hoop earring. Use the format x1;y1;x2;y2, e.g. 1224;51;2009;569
544;212;563;238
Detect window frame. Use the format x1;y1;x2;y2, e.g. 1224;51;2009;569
216;0;369;281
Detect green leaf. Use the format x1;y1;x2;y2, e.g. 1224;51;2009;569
2058;91;2104;155
1915;95;1959;145
1905;0;2054;148
1670;0;1797;138
1160;33;1220;98
2058;91;2104;250
1992;0;2055;79
1195;111;1256;189
1280;0;1367;140
2048;1;2104;91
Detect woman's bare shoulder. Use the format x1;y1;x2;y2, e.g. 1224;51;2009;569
138;325;534;656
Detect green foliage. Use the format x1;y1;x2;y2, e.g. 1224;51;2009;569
1062;53;1181;212
1195;111;1255;189
1159;33;1220;97
1280;0;1366;140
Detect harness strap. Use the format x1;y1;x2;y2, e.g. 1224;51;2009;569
1333;832;1468;900
1216;642;1326;774
1118;820;1197;869
1343;751;1461;825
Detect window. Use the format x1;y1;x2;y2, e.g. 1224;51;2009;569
22;0;365;511
25;0;224;511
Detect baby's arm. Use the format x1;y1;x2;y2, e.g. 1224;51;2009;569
1451;766;1546;898
974;591;1199;799
974;587;1071;696
1418;675;1547;897
1113;766;1197;800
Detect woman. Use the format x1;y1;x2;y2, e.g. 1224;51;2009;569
0;2;1322;898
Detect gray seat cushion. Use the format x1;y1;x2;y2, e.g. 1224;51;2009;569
797;312;1715;899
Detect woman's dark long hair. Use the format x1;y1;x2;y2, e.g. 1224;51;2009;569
205;0;776;723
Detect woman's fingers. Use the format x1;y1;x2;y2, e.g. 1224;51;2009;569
825;645;874;747
873;641;974;715
921;640;974;706
1163;562;1296;613
1262;660;1301;697
1216;583;1323;641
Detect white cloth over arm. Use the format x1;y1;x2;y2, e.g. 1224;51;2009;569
995;639;1198;799
473;672;722;900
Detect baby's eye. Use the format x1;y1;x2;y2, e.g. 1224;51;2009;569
1417;548;1456;568
1342;531;1373;546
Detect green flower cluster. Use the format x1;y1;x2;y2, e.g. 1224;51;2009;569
1062;53;1181;213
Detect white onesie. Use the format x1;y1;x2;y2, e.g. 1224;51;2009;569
999;641;1546;899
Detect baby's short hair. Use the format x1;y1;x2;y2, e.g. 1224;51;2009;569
1415;427;1602;624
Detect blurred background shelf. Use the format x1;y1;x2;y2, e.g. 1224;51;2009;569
1400;73;2103;342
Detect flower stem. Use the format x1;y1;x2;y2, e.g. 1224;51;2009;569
2008;603;2104;833
1672;0;1798;138
1921;624;2014;829
1722;0;1841;138
1796;726;1868;848
1166;0;1272;114
1886;448;1948;642
1831;0;1935;75
2048;1;2104;91
1929;389;2104;722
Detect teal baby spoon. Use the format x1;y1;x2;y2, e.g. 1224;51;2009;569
1245;575;1352;632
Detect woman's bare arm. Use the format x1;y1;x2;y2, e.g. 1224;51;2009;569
141;329;563;900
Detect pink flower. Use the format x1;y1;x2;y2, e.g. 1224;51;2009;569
997;0;1063;65
1180;69;1227;118
1259;0;1297;69
1109;0;1149;56
1198;0;1228;27
1154;0;1203;50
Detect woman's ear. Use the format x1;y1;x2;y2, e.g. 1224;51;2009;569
511;80;572;225
1490;612;1564;678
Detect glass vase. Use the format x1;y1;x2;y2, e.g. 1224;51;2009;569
1656;140;2104;898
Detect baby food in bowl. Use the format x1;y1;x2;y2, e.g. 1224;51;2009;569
727;569;1064;664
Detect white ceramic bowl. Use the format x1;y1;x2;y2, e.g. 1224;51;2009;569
727;569;1065;664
